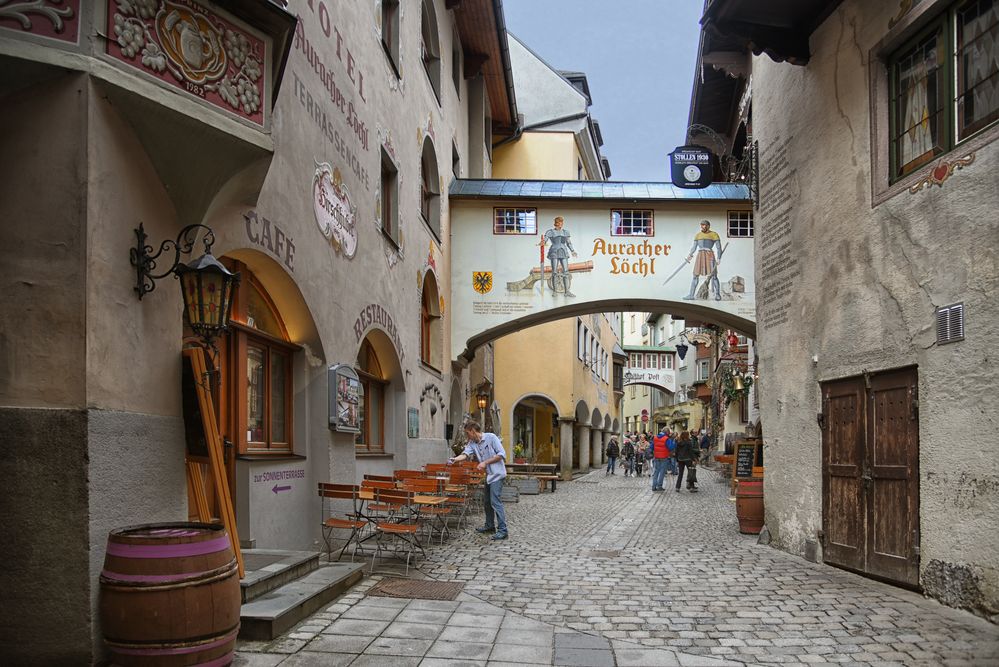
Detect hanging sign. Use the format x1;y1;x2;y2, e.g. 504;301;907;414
670;144;714;189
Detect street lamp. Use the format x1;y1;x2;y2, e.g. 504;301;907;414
476;391;489;425
131;223;240;346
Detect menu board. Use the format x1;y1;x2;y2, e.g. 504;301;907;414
328;364;361;433
733;440;761;479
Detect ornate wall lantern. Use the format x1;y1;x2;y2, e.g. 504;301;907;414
131;223;240;345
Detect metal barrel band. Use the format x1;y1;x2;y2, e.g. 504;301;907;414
100;558;238;592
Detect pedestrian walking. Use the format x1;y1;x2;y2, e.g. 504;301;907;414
448;421;509;540
605;436;620;475
675;430;701;492
650;429;671;491
665;429;679;477
634;434;648;477
621;437;635;477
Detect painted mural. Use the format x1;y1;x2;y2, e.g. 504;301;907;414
451;203;756;359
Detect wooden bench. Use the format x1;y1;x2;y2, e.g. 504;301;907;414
506;463;558;492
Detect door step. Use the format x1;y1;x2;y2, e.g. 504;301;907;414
240;549;322;603
239;562;365;640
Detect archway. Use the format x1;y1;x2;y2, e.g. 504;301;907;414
573;399;589;470
510;393;560;465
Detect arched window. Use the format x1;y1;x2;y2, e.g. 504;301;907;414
420;137;441;239
356;338;386;453
220;260;296;455
421;0;441;101
420;272;442;370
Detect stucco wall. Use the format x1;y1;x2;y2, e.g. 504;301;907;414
753;0;999;616
493;132;579;180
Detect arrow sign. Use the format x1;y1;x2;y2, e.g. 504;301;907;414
272;484;291;494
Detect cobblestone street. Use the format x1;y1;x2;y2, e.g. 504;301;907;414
238;468;999;666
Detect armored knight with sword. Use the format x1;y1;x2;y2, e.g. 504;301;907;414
683;219;723;301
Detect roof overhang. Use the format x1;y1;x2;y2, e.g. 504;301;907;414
700;0;844;66
452;0;518;129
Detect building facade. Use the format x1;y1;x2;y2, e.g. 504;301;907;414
0;0;514;660
696;0;999;616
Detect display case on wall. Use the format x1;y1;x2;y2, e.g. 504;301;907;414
328;364;360;433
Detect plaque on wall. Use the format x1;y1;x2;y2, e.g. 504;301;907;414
328;364;360;433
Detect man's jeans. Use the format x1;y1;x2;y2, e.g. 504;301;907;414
483;479;508;535
651;458;668;489
666;456;678;475
606;456;617;474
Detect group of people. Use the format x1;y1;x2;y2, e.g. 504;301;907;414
605;428;707;493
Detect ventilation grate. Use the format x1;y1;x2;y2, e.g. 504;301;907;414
936;303;965;344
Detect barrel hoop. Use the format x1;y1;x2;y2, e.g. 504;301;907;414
106;534;231;559
100;559;237;592
106;626;238;656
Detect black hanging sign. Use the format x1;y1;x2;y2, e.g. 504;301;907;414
670;144;714;189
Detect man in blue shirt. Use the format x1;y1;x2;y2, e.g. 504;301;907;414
449;421;508;540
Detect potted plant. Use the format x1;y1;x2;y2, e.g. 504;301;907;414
513;442;527;464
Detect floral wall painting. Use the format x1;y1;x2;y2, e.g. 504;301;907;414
106;0;270;126
313;161;358;258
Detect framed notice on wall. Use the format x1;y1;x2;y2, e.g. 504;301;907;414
408;408;419;438
328;364;360;433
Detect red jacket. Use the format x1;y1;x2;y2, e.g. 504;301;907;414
652;434;670;459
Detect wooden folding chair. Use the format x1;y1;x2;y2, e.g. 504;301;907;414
402;477;451;544
370;488;423;575
318;483;369;562
394;469;424;480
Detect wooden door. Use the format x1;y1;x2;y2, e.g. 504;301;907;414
822;377;866;572
821;368;919;587
867;368;919;586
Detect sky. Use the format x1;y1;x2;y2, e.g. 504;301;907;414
502;0;705;182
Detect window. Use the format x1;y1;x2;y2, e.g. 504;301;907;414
420;273;442;370
727;210;754;237
380;148;399;245
356;339;386;453
739;393;749;424
452;140;461;180
643;385;649;397
381;0;400;76
421;138;441;239
629;314;636;332
611;209;654;236
630;385;636;399
421;0;441;101
577;322;586;360
220;263;296;456
629;352;640;368
889;0;999;181
697;359;710;381
451;28;462;97
647;353;658;369
494;208;537;234
664;354;673;370
484;111;493;159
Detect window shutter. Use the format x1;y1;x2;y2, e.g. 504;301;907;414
935;303;964;344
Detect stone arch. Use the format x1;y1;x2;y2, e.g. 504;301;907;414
510;393;560;465
591;407;602;429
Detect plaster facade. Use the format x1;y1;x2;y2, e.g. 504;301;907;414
0;0;512;659
752;0;999;618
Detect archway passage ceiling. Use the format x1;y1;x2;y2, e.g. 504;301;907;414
450;180;755;362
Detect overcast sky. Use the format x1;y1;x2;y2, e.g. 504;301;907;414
502;0;704;182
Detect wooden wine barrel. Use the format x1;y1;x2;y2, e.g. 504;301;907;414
99;523;240;666
735;480;765;534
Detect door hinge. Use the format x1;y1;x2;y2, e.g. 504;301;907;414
863;369;872;390
910;385;919;421
816;412;826;429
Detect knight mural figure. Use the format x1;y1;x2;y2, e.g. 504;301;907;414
683;220;723;301
541;215;577;297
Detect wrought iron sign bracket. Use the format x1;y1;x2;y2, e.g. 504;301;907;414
131;223;216;299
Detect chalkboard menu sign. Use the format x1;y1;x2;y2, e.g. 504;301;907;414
733;439;761;479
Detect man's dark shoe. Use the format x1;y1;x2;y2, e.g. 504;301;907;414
491;532;508;541
476;526;496;534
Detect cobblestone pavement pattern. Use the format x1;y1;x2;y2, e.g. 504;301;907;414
237;467;999;666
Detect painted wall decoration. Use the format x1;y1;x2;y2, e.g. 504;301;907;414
451;202;756;360
106;0;269;126
0;0;80;43
908;153;975;193
313;161;358;258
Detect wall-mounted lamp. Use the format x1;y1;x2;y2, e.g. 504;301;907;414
131;223;240;344
475;392;489;411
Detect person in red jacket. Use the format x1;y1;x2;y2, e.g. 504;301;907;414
651;429;671;491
